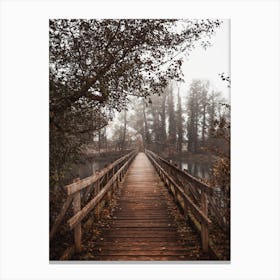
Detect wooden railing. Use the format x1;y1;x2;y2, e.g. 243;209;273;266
146;149;214;253
50;150;137;258
145;150;229;230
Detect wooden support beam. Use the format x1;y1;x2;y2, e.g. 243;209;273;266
201;192;209;252
96;179;100;220
60;245;75;260
73;178;82;253
50;195;73;241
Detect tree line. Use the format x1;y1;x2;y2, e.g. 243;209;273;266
110;79;229;158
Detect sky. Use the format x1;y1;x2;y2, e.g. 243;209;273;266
179;20;230;101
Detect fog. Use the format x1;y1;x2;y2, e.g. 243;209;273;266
107;20;230;142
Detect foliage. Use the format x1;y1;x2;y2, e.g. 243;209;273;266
219;73;231;88
208;103;230;228
187;80;209;152
209;74;230;190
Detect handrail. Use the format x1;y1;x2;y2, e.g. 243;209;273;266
146;150;214;194
50;150;137;257
146;149;229;232
149;154;211;225
145;149;211;252
146;149;231;257
64;151;135;195
68;155;135;230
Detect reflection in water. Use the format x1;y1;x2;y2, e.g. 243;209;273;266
73;160;109;180
174;160;211;179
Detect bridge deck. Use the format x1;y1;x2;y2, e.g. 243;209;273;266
81;152;206;261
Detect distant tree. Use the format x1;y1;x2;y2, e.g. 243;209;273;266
142;100;151;148
176;87;184;153
200;81;209;147
127;98;153;150
121;109;127;151
159;92;167;145
146;89;169;152
110;109;129;151
167;86;177;148
186;80;202;152
97;127;107;154
207;90;218;137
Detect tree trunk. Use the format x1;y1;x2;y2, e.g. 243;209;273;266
202;104;206;146
122;110;127;151
142;100;150;149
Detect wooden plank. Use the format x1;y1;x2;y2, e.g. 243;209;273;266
98;236;186;243
109;221;174;227
96;179;100;219
95;255;190;261
115;216;171;219
50;195;73;240
95;241;185;247
93;249;191;256
101;233;179;238
73;179;82;253
60;245;75;260
201;192;209;252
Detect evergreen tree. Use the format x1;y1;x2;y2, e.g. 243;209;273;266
167;86;176;148
176;88;184;153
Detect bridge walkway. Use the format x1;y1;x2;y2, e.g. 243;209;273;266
87;152;206;261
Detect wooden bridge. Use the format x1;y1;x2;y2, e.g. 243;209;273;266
50;150;230;261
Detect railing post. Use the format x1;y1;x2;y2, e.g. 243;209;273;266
73;178;82;253
201;191;209;252
105;166;109;185
96;178;100;219
112;165;117;191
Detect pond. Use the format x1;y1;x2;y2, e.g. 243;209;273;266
73;159;111;180
169;158;212;180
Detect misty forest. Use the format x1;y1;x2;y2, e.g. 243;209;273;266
50;19;230;261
